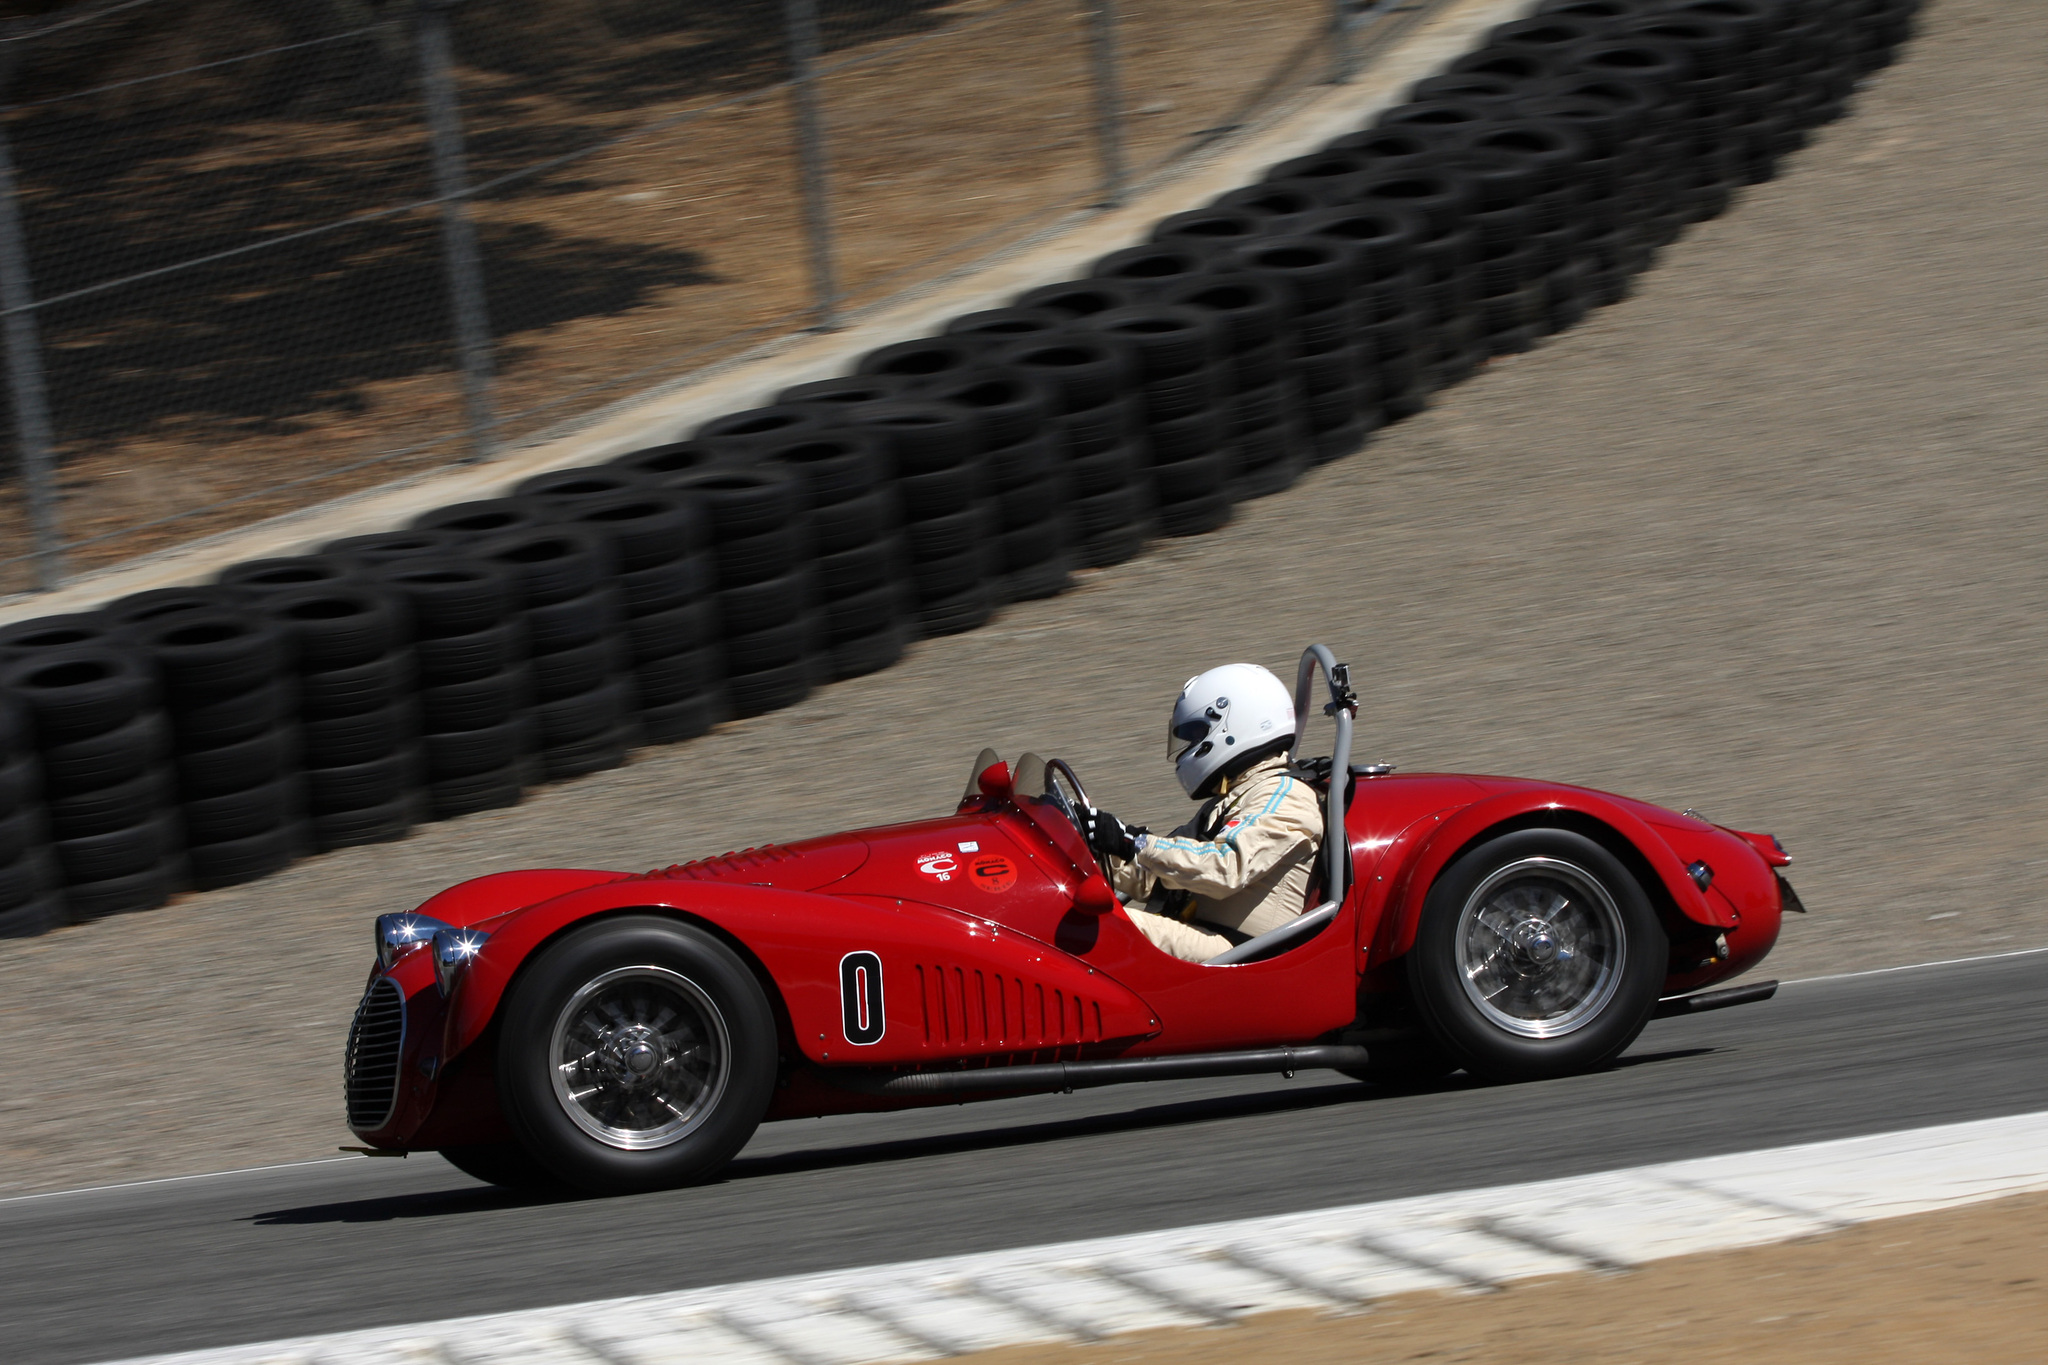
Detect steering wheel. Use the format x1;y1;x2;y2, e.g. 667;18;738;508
1042;758;1109;879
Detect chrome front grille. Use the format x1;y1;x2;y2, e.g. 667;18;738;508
343;977;405;1132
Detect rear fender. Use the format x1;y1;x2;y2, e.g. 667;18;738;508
443;880;1158;1068
1376;790;1733;961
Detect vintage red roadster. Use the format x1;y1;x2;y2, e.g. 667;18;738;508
345;646;1794;1193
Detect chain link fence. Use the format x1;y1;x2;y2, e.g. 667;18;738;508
0;0;1391;597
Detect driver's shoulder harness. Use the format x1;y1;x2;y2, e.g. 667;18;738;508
1115;754;1323;940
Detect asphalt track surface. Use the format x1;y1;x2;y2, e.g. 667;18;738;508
5;950;2043;1365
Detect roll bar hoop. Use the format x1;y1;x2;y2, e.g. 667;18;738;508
1288;644;1356;907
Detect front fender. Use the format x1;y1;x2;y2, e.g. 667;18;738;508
1376;789;1734;961
444;879;1160;1068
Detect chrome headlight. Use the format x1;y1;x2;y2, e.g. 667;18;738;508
376;913;452;969
432;926;490;996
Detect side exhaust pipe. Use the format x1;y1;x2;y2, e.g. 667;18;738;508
1653;979;1778;1019
827;1044;1374;1097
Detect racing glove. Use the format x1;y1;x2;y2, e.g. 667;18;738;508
1084;806;1146;862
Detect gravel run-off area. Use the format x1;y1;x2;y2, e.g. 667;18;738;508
0;0;2043;1195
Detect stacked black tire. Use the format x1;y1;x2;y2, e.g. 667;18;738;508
1156;271;1310;500
844;402;1000;636
995;334;1150;568
371;558;532;819
912;369;1072;602
256;581;419;852
475;527;636;782
0;697;60;935
1080;303;1234;537
1;645;182;919
758;433;915;680
664;467;820;716
139;609;302;889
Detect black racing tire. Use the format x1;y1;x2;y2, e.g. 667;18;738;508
218;556;359;599
168;677;294;750
311;797;415;852
439;1142;564;1191
638;693;726;745
1140;366;1222;423
665;466;808;541
896;461;982;521
1156;488;1234;538
302;703;416;769
715;523;811;590
297;651;415;721
102;585;246;631
525;586;620;654
415;621;527;687
425;718;527;780
512;464;647;507
1075;524;1147;568
1407;828;1667;1083
426;765;526;820
720;570;814;637
477;527;617;608
264;587;405;672
814;539;901;599
556;490;707;572
1068;482;1147;540
496;915;778;1194
903;505;994;563
760;433;889;508
626;600;716;662
996;475;1061;530
725;659;813;717
695;404;832;457
1311;416;1370;464
0;891;65;939
910;546;987;601
372;560;517;638
855;336;984;382
1162;271;1291;351
917;583;997;638
187;822;300;890
827;623;910;680
413;498;553;542
723;618;815;675
1145;409;1226;464
997;517;1068;572
997;554;1075;603
992;337;1133;415
2;649;156;745
822;584;907;644
1231;448;1308;501
1065;443;1141;499
137;613;288;701
305;747;417;813
912;371;1054;452
531;638;621;704
1014;278;1141;320
1080;305;1221;380
1223;237;1354;311
1151;450;1229;503
812;492;899;556
1053;399;1132;460
539;725;634;782
618;549;715;618
535;681;629;747
0;848;49;909
941;306;1068;347
632;646;721;708
986;431;1058;492
1088;242;1216;296
52;813;179;884
0;808;42;864
182;775;297;842
46;767;171;840
775;372;916;410
322;529;467;570
421;670;527;734
41;711;170;795
604;439;731;483
62;856;182;920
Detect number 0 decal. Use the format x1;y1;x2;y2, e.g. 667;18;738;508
840;951;886;1046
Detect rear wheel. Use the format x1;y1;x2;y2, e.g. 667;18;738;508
497;915;777;1194
1408;829;1665;1082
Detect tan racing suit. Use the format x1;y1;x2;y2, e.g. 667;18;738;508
1106;754;1323;963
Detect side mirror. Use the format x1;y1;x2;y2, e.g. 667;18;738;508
1072;870;1117;915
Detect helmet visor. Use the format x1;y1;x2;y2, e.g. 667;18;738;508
1167;713;1215;761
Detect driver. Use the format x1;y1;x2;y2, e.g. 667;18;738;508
1082;664;1322;963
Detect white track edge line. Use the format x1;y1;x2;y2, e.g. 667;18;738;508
1780;942;2048;986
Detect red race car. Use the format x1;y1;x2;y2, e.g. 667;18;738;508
344;646;1795;1193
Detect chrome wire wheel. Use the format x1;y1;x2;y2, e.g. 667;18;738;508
547;964;731;1151
1454;856;1626;1039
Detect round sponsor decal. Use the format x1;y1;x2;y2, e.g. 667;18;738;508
917;851;960;882
969;854;1016;894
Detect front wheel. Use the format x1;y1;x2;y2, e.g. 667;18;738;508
1408;829;1665;1083
496;915;778;1195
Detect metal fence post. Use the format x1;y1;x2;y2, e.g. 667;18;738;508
1330;0;1358;83
783;0;841;332
415;0;496;463
0;34;64;589
1080;0;1129;207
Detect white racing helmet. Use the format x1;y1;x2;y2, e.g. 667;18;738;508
1166;663;1296;798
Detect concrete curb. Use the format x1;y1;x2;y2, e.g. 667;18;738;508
99;1109;2048;1365
0;0;1538;627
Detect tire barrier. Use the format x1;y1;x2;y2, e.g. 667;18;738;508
0;0;1917;934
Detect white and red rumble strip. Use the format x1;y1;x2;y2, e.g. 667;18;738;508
101;1109;2048;1365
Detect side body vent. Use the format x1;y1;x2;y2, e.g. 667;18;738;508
344;977;405;1133
914;964;1106;1053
